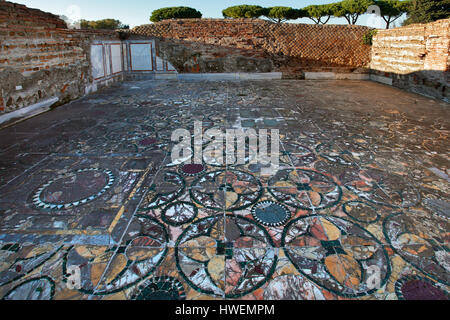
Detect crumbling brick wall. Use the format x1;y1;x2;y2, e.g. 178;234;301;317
0;1;121;115
371;18;449;102
131;19;373;76
0;0;67;29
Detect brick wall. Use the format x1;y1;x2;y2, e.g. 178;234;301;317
131;19;372;76
0;1;121;116
1;28;118;74
370;18;450;102
0;0;67;29
1;0;447;116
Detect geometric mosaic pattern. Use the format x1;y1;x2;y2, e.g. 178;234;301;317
0;80;448;300
32;168;114;210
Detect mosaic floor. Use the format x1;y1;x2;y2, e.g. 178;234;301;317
0;80;448;300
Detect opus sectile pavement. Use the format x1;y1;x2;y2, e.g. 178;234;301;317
0;79;448;300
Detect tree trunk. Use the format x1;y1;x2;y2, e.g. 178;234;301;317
322;16;331;24
344;15;352;24
383;16;391;29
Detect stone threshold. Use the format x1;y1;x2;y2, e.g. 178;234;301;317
369;74;393;85
0;96;58;128
304;72;370;80
126;72;283;81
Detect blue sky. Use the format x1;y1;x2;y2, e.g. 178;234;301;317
15;0;403;28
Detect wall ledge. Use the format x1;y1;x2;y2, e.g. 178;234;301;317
369;74;394;86
305;72;369;80
0;96;58;128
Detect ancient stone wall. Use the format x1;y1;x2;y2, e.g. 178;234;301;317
1;0;448;117
0;0;66;29
131;19;373;77
371;18;449;102
0;1;121;116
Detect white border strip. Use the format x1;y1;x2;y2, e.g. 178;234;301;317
305;72;370;80
369;74;393;86
177;72;282;80
0;97;58;126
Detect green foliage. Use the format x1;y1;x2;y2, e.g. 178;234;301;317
333;0;376;24
303;4;335;24
222;5;267;19
80;19;129;30
375;0;410;28
150;7;202;23
362;29;378;44
295;8;308;19
265;6;299;23
403;0;450;25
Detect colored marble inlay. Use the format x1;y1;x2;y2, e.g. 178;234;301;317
131;276;186;300
0;80;448;301
33;168;114;210
251;201;291;227
395;276;449;300
178;164;206;176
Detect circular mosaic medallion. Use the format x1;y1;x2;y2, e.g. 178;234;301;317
131;276;186;300
282;215;390;297
251;201;291;227
268;168;341;211
161;201;198;226
63;216;168;295
175;215;277;298
2;276;55;300
140;170;185;210
281;142;316;167
104;122;165;153
138;137;158;146
132;132;166;152
0;244;62;287
190;170;263;211
313;159;358;181
395;276;449;300
344;167;420;208
342;201;380;223
247;162;272;174
316;135;374;165
383;210;450;285
178;163;206;177
203;136;258;167
33;168;114;210
263;275;324;300
316;142;354;166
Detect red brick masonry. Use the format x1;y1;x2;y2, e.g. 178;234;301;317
1;0;448;117
132;19;372;74
0;0;66;29
0;1;120;115
371;18;449;102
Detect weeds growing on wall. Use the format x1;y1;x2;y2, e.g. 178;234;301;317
362;29;378;45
